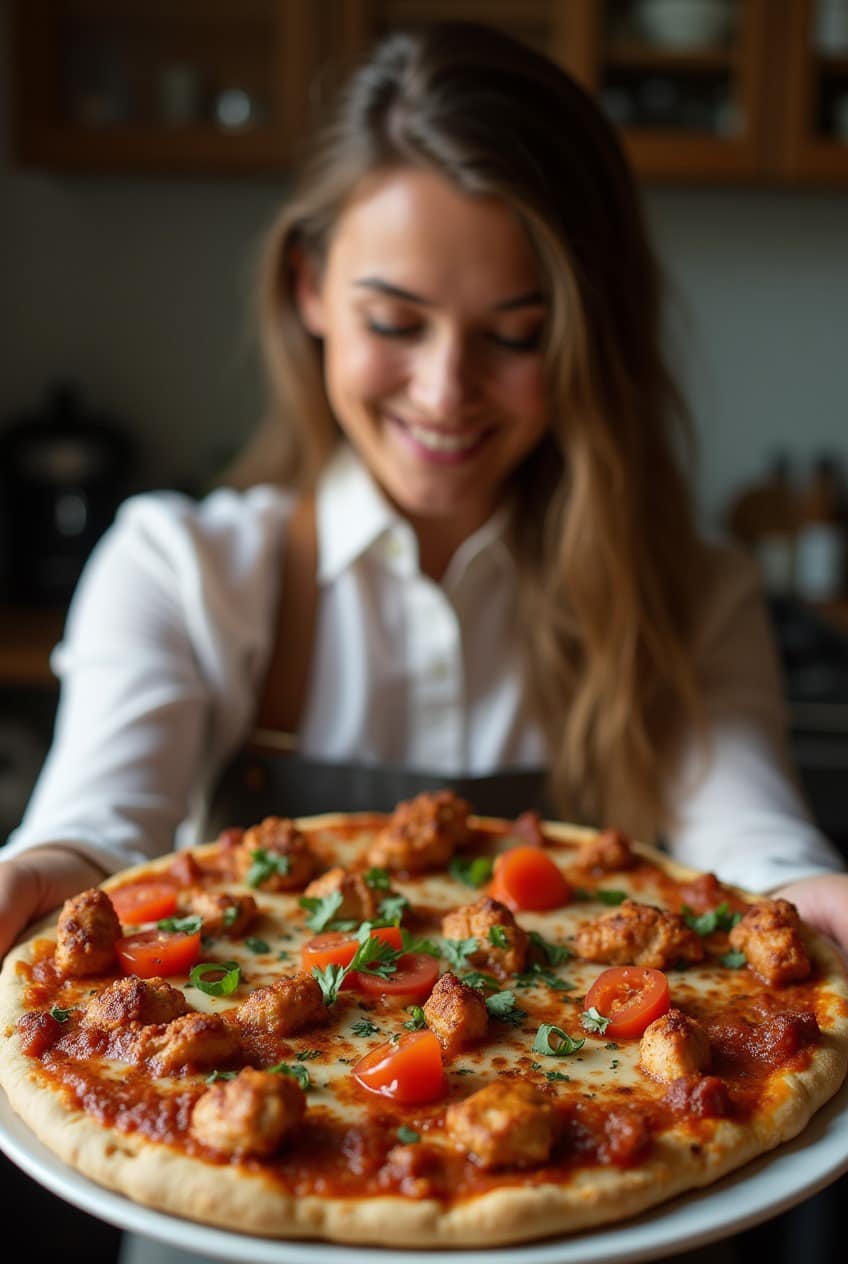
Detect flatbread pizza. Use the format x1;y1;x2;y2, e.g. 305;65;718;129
1;791;846;1248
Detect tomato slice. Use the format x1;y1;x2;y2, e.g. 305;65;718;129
115;928;201;979
584;966;670;1039
351;952;440;1005
109;881;178;925
353;1030;446;1104
300;925;403;973
489;845;570;911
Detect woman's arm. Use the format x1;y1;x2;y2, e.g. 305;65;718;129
665;545;847;948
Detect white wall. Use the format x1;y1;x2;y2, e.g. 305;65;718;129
1;11;846;528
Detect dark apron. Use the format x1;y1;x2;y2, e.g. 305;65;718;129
206;742;553;836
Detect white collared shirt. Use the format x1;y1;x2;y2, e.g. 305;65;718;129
4;444;842;893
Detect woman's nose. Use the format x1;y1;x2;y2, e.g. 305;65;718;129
408;333;479;417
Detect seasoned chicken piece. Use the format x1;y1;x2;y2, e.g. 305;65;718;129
83;976;189;1030
379;1143;447;1198
190;1066;305;1157
167;851;203;886
445;1080;558;1170
423;972;488;1057
236;817;317;891
179;889;258;939
576;829;635;873
302;866;384;923
54;888;122;977
728;898;810;986
133;1012;240;1076
441;896;528;979
366;790;471;874
640;1008;711;1083
234;972;326;1038
574;899;704;970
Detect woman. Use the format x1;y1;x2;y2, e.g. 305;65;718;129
2;22;846;1264
1;20;845;1005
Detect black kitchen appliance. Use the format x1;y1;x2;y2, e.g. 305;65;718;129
0;382;133;606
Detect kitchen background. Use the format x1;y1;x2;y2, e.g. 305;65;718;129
0;2;847;1259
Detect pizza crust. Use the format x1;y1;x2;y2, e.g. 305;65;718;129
1;813;847;1248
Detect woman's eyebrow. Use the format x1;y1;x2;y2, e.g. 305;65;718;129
353;277;545;310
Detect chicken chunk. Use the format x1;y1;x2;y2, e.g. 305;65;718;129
54;888;122;977
379;1142;447;1199
423;972;488;1057
133;1012;240;1075
441;896;528;979
639;1008;711;1083
83;976;189;1030
445;1080;558;1170
234;972;326;1038
179;889;258;939
576;829;635;873
236;817;317;891
574;899;704;970
302;866;384;924
366;790;471;874
190;1066;305;1157
728;899;810;986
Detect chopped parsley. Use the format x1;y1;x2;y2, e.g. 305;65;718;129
246;848;291;888
267;1061;311;1091
448;855;494;888
397;1125;420;1144
299;890;345;932
580;1006;611;1035
441;937;478;971
295;1049;322;1061
484;990;526;1026
721;949;747;969
404;1006;427;1031
245;937;270;954
49;1005;73;1023
532;1023;585;1056
488;926;509;949
595;889;627;906
527;930;571;966
363;867;392;889
156;914;202;935
351;1017;381;1038
681;902;742;936
378;893;409;925
189;961;241;996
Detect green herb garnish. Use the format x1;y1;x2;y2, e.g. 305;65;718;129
189;961;241;996
532;1023;585;1056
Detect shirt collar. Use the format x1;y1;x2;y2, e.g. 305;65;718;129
316;444;399;582
315;442;513;584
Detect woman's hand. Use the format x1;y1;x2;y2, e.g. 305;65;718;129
0;847;105;962
773;871;848;959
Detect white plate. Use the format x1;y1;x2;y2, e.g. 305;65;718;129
1;1078;848;1264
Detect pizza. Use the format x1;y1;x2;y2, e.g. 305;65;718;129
1;790;847;1249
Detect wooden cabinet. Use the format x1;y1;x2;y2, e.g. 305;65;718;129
10;0;333;173
8;0;848;185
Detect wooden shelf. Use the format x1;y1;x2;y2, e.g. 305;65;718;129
0;608;65;687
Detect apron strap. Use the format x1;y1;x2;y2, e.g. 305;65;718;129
254;496;318;736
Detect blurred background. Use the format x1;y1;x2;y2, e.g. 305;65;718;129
0;2;847;1255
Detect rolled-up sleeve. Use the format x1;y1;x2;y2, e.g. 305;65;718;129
666;544;844;893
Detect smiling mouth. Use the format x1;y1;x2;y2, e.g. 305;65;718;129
391;416;490;456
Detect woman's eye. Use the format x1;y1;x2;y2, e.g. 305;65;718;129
489;330;543;353
366;320;420;339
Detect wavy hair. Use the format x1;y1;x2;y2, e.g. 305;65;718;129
246;21;706;840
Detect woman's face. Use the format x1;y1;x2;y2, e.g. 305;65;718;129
297;167;550;559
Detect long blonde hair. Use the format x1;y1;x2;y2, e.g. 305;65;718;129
245;21;706;840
